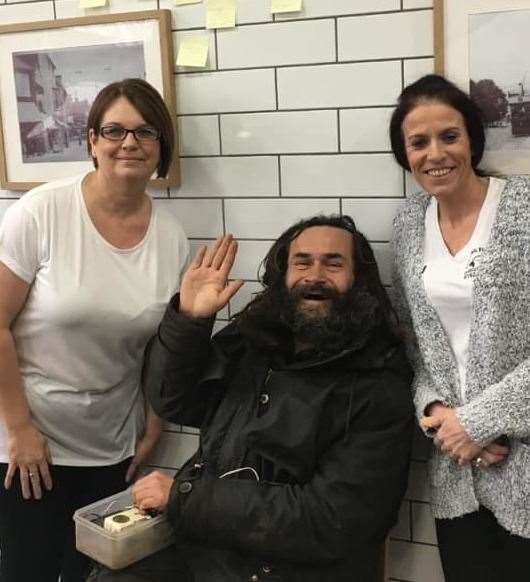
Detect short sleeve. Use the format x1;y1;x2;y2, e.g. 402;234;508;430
0;201;40;283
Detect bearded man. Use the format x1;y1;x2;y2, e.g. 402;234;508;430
91;215;414;582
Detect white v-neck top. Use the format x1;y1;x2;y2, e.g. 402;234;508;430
0;173;189;465
422;177;505;401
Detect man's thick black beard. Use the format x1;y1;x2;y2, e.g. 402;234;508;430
235;282;382;359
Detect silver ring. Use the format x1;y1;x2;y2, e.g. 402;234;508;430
28;472;35;477
474;457;483;467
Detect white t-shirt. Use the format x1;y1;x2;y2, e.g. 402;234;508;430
422;177;505;402
0;173;189;465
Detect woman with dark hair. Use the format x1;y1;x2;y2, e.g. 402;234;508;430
0;78;189;582
390;74;530;581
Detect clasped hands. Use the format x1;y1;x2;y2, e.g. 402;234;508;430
421;403;509;468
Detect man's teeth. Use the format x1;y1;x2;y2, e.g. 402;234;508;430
427;168;452;177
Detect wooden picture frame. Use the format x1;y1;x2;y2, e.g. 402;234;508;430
434;0;530;174
0;10;179;190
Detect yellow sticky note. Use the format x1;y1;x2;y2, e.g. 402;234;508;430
271;0;302;14
206;0;236;29
176;36;209;68
80;0;107;7
173;0;202;5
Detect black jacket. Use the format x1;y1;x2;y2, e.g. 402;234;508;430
144;297;414;582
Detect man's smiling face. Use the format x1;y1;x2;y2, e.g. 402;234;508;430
285;226;354;317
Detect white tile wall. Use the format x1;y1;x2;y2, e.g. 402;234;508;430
54;0;156;19
177;157;279;197
389;540;445;582
281;154;402;197
221;110;338;154
230;239;272;280
0;2;444;578
403;0;433;8
340;108;394;152
0;1;53;22
411;502;438;545
404;57;435;88
338;10;433;61
217;20;335;69
277;62;401;110
178;115;221;156
225;198;339;238
176;69;276;114
275;0;399;20
229;280;264;315
155;198;223;238
0;200;15;222
342;199;405;241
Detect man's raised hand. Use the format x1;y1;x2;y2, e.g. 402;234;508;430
180;235;244;318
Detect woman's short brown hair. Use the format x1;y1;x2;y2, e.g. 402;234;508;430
86;78;174;178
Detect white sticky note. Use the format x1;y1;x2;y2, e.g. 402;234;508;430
176;36;209;68
206;0;236;29
173;0;202;5
80;0;107;7
271;0;302;14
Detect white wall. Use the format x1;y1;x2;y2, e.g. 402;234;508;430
0;1;443;580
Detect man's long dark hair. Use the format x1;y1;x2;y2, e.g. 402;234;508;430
234;215;399;355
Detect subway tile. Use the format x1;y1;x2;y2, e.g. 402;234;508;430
390;501;411;541
0;190;25;199
403;0;433;8
221;111;338;155
403;57;435;88
225;199;339;239
155;198;223;238
388;540;444;582
405;461;430;502
0;1;53;22
275;0;399;20
230;240;272;280
411;502;438;545
160;0;272;30
178;115;220;156
278;62;401;110
405;171;423;196
174;30;217;72
146;431;199;469
338;10;433;61
213;320;229;333
340;108;394;152
372;242;392;286
281;154;402;197
229;281;264;316
341;199;405;241
55;0;156;18
176;157;278;197
159;0;205;30
233;0;273;25
177;69;276;114
217;20;335;69
0;200;15;225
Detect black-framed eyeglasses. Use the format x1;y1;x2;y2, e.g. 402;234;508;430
99;124;160;143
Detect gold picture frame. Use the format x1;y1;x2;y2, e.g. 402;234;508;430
434;0;530;174
0;10;179;190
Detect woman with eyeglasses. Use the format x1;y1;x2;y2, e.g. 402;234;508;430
0;78;189;582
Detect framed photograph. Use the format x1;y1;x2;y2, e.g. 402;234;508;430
0;10;178;190
434;0;530;174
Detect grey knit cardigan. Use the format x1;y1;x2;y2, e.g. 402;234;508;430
392;175;530;537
